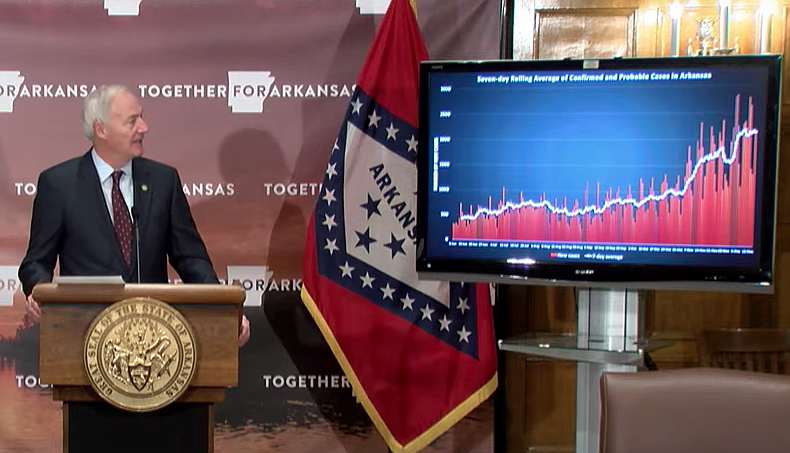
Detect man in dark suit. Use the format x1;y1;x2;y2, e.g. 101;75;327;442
19;85;250;345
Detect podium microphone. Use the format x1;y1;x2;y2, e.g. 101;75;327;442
131;206;141;284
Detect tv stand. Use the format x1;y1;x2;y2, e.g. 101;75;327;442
499;287;669;453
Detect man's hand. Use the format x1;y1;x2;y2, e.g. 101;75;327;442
238;314;250;347
23;295;41;327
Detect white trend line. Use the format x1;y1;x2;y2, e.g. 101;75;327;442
459;126;758;222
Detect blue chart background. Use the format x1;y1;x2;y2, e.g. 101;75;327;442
425;66;770;266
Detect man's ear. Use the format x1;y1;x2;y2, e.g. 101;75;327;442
93;121;106;140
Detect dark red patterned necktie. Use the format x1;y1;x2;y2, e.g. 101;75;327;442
111;170;132;268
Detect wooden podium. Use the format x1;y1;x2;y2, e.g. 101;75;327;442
33;283;245;453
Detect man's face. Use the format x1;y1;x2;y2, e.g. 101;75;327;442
96;90;148;162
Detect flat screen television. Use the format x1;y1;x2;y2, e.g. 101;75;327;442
416;56;782;293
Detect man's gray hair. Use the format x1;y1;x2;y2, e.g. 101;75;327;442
82;85;131;140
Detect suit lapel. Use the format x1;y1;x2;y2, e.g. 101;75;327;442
77;151;127;271
132;158;152;258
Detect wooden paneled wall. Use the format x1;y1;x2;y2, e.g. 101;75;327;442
499;1;790;451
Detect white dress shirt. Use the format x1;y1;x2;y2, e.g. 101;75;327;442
91;149;134;223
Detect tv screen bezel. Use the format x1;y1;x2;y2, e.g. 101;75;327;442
416;55;782;294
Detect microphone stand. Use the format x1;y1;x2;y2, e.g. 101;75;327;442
131;206;141;284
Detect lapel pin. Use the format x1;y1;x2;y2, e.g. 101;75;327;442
141;184;148;192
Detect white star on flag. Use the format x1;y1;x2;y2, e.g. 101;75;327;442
420;304;434;321
324;238;339;255
381;283;396;300
456;297;470;314
406;134;418;153
360;272;375;288
401;294;415;310
326;162;338;180
339;261;354;278
322;214;337;231
457;326;471;343
351;98;363;115
439;315;452;331
368;110;381;128
386;123;399;140
323;188;337;206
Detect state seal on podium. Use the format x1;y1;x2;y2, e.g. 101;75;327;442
83;297;198;412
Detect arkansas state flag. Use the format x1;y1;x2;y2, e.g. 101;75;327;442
301;0;497;452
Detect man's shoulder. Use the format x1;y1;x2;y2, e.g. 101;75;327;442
39;153;87;180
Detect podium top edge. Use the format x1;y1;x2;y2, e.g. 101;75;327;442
32;283;245;305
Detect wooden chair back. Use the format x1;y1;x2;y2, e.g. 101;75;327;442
697;328;790;375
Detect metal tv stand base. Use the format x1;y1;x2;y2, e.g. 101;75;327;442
499;288;667;453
